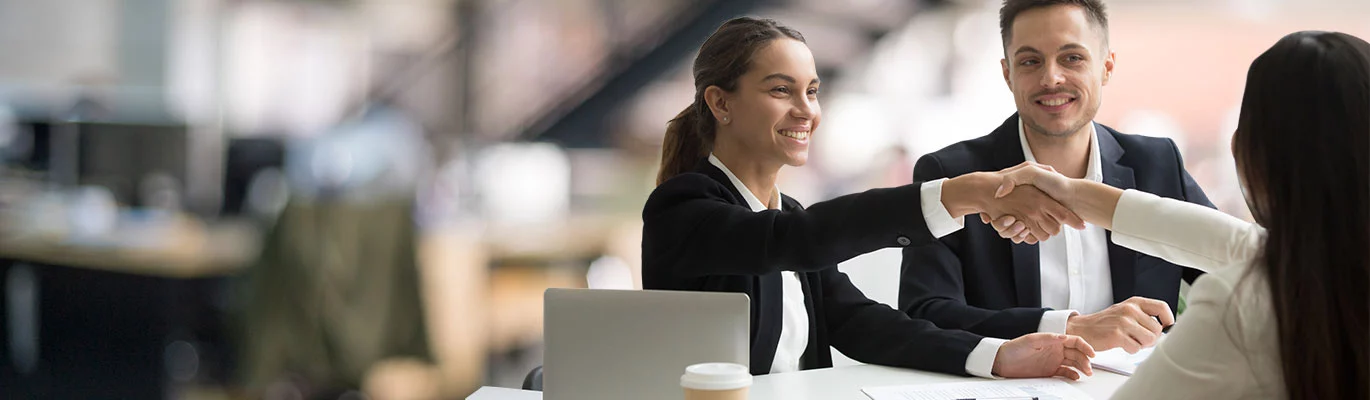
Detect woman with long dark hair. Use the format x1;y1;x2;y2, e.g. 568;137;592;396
989;31;1369;399
641;16;1097;378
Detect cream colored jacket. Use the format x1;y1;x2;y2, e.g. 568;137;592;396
1108;190;1284;399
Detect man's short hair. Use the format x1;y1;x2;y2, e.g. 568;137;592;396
999;0;1109;48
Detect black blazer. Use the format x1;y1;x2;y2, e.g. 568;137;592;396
642;159;983;376
898;114;1213;340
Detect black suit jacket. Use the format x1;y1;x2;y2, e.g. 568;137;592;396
642;159;983;376
898;114;1212;340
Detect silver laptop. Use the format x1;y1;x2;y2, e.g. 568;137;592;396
543;289;750;400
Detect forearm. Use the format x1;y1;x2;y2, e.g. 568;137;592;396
1061;179;1124;230
940;172;996;219
644;176;936;277
825;268;983;376
912;298;1050;339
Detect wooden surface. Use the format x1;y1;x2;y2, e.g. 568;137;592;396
0;216;260;278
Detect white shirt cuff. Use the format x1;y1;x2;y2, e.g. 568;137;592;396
920;179;965;239
965;337;1007;378
1038;310;1077;334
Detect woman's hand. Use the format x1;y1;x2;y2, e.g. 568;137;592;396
985;161;1127;238
993;161;1073;201
942;165;1083;244
982;162;1079;243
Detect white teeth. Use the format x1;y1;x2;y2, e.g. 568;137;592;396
778;130;809;140
1041;98;1071;107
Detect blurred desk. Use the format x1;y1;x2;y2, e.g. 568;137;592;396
468;364;1130;399
481;215;622;262
0;214;260;399
0;215;260;278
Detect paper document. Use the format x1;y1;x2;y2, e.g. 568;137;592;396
862;378;1092;400
1090;346;1155;376
1090;334;1165;376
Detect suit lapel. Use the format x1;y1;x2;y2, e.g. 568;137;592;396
1011;244;1043;307
1096;124;1139;303
990;115;1047;307
755;270;783;371
699;160;747;201
796;270;819;369
699;159;785;373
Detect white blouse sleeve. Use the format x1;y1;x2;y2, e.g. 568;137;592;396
1109;189;1265;272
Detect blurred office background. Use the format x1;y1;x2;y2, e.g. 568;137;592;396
0;0;1365;398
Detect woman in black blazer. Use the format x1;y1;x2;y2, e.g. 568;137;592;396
641;17;1093;378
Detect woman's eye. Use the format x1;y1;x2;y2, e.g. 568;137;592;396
772;87;790;95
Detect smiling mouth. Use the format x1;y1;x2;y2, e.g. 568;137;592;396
778;129;810;140
1037;97;1076;107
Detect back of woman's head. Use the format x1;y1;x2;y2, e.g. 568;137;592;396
656;17;805;185
1232;30;1369;399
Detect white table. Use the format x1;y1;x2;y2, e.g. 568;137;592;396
750;364;1127;399
468;386;544;400
467;364;1129;399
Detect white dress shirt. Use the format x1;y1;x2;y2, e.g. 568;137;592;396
709;154;1002;378
921;122;1113;334
1109;189;1278;399
1017;122;1114;333
915;121;1119;374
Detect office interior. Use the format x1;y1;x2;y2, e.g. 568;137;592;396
0;0;1365;399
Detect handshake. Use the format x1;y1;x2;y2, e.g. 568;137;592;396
941;161;1086;244
939;161;1132;244
941;162;1174;377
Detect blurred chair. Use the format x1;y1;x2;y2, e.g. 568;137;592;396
239;198;433;395
222;137;287;217
522;366;543;391
240;105;438;396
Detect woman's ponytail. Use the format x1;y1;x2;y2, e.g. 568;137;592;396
657;102;710;184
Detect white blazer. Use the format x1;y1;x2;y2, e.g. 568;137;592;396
1107;189;1285;399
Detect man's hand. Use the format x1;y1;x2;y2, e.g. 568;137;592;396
981;162;1082;243
982;213;1033;243
942;167;1083;244
992;333;1096;380
979;185;1082;244
1066;296;1175;354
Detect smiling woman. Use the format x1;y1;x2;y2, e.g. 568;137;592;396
656;18;812;188
703;37;822;189
641;16;1099;380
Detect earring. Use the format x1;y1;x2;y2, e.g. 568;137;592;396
722;116;730;123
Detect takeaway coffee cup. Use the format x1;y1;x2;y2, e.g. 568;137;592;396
680;362;751;400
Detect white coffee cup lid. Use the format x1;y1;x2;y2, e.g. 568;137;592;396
680;363;752;391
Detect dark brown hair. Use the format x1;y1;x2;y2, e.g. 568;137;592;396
1232;30;1369;399
998;0;1109;48
656;17;805;185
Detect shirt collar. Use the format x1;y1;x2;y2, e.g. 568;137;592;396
1017;120;1104;183
708;153;781;212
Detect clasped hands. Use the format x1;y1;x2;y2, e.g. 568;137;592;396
942;161;1082;244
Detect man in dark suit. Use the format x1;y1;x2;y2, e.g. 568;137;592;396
899;0;1212;354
